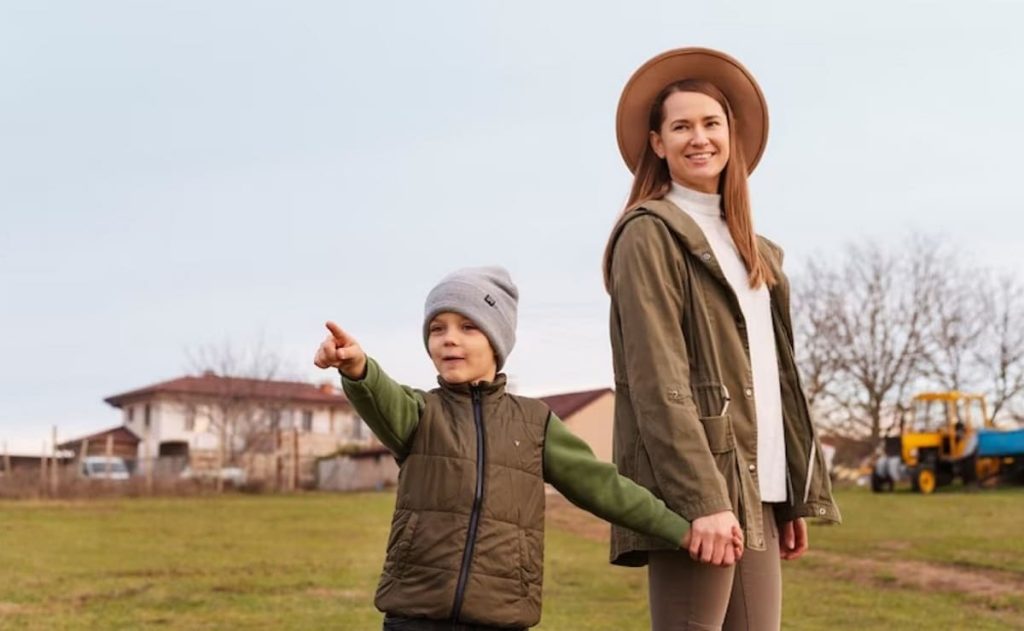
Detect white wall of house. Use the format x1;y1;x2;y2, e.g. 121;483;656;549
122;400;165;460
119;396;373;465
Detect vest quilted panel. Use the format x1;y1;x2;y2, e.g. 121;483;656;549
374;381;549;628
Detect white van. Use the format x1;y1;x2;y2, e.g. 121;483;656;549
80;456;131;480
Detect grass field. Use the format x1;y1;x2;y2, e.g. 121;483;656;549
1;487;1023;630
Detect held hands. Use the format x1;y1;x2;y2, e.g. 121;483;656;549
313;321;367;380
681;510;744;567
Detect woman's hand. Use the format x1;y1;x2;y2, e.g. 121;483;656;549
683;510;744;567
313;321;367;380
779;518;808;560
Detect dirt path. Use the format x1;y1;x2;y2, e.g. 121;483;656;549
545;492;1024;610
808;550;1024;602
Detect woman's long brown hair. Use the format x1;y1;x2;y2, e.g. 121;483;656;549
602;79;776;291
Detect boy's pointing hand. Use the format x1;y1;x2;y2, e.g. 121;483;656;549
314;321;367;380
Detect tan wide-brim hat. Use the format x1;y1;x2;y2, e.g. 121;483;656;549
616;47;769;174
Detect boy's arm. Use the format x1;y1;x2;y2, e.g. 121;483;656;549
543;413;689;547
340;357;424;458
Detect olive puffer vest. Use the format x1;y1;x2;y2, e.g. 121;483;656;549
374;375;551;628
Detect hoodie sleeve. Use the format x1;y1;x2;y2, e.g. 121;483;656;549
543;413;688;547
340;357;424;458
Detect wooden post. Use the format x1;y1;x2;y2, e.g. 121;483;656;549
274;429;282;492
40;440;47;494
146;432;154;494
50;426;59;496
105;434;114;480
79;438;90;478
216;425;225;493
290;430;298;492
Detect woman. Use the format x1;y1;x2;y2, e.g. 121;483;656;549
603;47;841;630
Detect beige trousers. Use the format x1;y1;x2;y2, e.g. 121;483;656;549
647;503;782;631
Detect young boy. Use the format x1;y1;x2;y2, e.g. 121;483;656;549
314;267;740;630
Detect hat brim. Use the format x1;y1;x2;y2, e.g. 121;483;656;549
616;47;769;175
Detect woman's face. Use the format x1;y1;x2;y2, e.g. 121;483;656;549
650;91;730;194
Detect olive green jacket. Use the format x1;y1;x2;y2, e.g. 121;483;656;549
606;199;841;566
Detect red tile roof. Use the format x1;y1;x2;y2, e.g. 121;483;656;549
57;426;141;451
104;373;349;408
540;388;613;420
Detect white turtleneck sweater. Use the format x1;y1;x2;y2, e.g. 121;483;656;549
665;182;787;502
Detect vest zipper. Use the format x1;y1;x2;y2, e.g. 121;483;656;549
451;385;486;622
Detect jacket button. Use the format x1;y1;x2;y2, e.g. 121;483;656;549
748;463;757;472
744;387;753;398
701;252;712;262
818;507;827;516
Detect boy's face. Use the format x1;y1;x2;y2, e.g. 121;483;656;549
427;312;498;385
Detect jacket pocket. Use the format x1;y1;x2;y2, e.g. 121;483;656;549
699;414;736;454
391;511;420;573
632;435;657;489
699;414;742;516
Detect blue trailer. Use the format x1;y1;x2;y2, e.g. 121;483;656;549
977;428;1024;458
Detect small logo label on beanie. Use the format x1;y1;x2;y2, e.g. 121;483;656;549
484;294;496;307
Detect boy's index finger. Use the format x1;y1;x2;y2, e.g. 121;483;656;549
325;321;350;343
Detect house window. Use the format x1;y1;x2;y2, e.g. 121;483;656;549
352;415;364;440
144;404;151;430
184;405;196;432
127;406;135;423
301;410;313;433
269;409;281;431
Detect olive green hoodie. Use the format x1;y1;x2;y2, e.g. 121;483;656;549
605;199;841;567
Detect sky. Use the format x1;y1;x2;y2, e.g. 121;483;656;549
2;1;1022;454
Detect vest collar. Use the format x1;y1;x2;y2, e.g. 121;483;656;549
437;373;508;399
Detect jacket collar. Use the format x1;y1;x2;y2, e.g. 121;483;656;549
629;197;784;289
437;373;508;399
631;197;728;285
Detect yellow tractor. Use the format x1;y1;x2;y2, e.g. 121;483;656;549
871;392;1005;493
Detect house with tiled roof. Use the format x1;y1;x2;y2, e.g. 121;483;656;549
57;426;141;464
540;387;615;463
101;371;373;485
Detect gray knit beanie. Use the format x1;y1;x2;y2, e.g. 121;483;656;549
423;266;518;371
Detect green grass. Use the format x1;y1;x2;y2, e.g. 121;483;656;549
0;487;1022;630
808;486;1024;573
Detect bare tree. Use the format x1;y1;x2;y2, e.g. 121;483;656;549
791;260;847;432
976;274;1024;423
792;233;1024;439
914;243;989;394
791;260;843;408
799;238;937;441
184;337;284;489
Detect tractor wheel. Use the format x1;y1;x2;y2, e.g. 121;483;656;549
912;466;937;494
871;470;893;492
